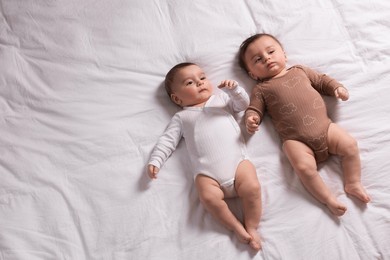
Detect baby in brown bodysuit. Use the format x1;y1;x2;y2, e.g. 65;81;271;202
238;33;370;216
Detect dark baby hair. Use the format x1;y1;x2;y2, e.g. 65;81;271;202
238;33;283;73
164;62;196;97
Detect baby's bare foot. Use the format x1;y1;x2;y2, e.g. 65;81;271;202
234;226;252;245
247;228;262;251
325;197;347;216
345;183;371;203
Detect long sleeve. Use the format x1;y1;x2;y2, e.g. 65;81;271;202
221;85;250;113
299;65;344;96
245;84;265;123
148;113;183;169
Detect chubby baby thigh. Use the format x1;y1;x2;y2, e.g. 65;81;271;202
195;174;225;201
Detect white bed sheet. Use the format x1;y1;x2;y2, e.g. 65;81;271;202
1;0;390;259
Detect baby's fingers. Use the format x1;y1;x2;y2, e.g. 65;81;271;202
335;87;349;101
218;80;238;89
246;116;260;133
148;165;159;179
246;124;259;134
247;116;260;125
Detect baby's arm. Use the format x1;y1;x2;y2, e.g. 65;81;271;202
244;84;264;134
218;79;238;90
218;80;250;112
334;87;349;101
147;114;182;180
300;66;347;98
245;110;260;134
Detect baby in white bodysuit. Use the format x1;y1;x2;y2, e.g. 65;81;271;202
147;62;262;251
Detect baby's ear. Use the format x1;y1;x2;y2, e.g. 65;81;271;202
170;94;182;106
248;72;257;81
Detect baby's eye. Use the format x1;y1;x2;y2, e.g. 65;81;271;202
255;57;262;63
269;50;275;54
200;76;206;80
186;80;194;86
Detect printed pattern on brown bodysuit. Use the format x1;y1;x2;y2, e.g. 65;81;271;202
246;65;343;162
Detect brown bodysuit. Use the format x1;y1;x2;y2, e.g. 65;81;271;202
246;65;343;162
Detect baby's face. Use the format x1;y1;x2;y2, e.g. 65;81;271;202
244;36;287;80
170;65;213;107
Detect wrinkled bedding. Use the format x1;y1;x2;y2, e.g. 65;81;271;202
1;0;390;259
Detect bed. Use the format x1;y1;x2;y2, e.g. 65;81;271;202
1;0;390;259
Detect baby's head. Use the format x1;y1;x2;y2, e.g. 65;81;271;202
164;62;213;107
238;33;287;81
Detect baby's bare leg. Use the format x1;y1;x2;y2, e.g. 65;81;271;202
235;160;262;251
195;175;252;245
283;140;347;216
327;123;370;203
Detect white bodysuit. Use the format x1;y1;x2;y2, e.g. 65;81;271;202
148;86;250;197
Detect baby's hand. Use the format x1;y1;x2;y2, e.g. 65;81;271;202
335;87;349;101
148;164;159;179
245;112;260;134
218;80;238;90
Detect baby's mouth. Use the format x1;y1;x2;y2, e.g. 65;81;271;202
267;62;276;69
